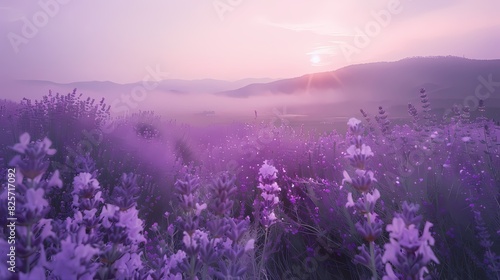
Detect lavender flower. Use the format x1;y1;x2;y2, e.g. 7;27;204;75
72;172;103;211
472;209;500;278
9;133;56;181
382;202;439;279
175;174;205;279
49;237;100;280
204;173;255;279
255;160;281;228
342;118;383;279
2;133;61;275
110;173;141;211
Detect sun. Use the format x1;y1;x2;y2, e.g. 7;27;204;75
310;54;321;65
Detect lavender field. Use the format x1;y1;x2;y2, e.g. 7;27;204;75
0;86;499;279
2;1;500;279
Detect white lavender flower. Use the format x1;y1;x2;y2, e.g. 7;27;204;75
256;161;281;228
259;160;278;180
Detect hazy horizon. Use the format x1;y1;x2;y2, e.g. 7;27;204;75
3;57;500;127
3;56;500;84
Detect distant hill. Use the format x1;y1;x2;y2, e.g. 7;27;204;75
214;56;500;119
2;56;499;121
217;56;500;101
0;78;276;100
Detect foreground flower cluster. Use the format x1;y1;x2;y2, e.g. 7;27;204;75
0;133;259;279
0;133;149;279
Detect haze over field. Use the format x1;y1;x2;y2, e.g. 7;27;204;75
3;57;500;128
1;1;500;125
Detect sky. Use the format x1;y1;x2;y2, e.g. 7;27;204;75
0;0;499;83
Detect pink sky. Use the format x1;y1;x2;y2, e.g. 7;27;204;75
0;0;499;83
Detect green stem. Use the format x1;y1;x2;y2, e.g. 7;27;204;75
369;241;377;280
259;228;269;279
366;201;378;280
189;255;196;280
188;234;196;280
26;224;32;273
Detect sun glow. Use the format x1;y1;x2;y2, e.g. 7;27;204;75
310;54;321;65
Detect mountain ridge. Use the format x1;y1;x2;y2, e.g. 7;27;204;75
215;56;500;102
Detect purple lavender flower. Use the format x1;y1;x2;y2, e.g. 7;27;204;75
49;237;100;280
2;133;61;275
342;118;383;279
382;208;439;279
